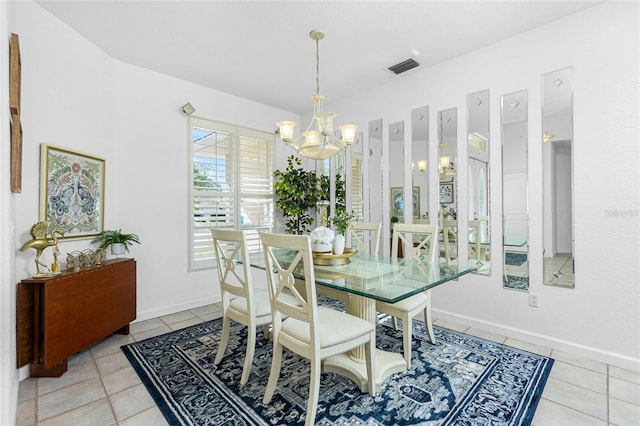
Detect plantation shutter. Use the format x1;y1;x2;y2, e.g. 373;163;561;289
189;118;274;271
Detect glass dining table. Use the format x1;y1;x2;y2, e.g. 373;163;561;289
249;250;475;393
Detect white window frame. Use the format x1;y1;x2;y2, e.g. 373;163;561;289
188;116;275;271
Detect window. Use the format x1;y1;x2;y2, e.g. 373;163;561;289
189;117;274;271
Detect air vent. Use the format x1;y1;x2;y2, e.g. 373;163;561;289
388;58;419;75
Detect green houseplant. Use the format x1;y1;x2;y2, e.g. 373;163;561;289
329;209;354;255
330;209;355;236
91;229;141;255
273;156;324;234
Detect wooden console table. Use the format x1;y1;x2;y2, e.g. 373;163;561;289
17;258;136;377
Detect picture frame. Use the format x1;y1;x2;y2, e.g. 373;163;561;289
391;186;421;219
40;144;105;240
439;183;454;204
10;115;22;193
10;33;22;193
9;33;21;116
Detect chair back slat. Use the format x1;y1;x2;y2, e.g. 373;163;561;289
347;222;381;255
392;223;438;263
260;232;318;326
211;228;254;310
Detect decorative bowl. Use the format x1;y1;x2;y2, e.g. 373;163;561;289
312;248;357;266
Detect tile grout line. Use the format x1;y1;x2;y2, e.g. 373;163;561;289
93;349;120;426
606;364;610;426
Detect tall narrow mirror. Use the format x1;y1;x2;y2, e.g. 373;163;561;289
412;106;429;224
502;90;529;291
467;89;490;275
438;108;458;267
368;119;384;251
542;67;574;288
389;120;405;220
350;131;364;221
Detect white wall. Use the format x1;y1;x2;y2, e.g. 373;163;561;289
325;2;639;369
0;2;19;424
111;61;292;318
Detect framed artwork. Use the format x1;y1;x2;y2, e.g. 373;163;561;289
10;115;22;193
10;33;22;192
9;33;20;115
391;187;420;219
40;144;105;240
439;183;454;204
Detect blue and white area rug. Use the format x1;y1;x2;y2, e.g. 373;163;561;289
505;253;528;266
122;314;553;425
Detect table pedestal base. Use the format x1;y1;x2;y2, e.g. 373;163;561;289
324;349;406;393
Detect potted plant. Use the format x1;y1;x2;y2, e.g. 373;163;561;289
329;210;355;255
273;156;324;234
391;215;400;231
91;229;141;255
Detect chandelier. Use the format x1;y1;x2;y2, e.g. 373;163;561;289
276;30;357;161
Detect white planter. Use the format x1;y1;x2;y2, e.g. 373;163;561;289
111;243;125;256
333;234;345;255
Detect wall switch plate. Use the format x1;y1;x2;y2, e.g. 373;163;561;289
529;293;540;308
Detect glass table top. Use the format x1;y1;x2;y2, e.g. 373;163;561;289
248;251;475;304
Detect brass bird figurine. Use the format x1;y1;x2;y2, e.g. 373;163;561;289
20;220;65;277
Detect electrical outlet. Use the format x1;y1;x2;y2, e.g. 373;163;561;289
529;293;540;308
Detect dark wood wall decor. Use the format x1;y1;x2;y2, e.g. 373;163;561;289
10;33;22;193
16;259;137;377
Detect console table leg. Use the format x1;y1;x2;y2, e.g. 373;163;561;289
30;359;67;377
115;324;130;335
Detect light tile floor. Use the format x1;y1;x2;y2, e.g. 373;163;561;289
16;303;640;425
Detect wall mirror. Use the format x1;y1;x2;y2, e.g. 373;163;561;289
350;131;364;220
542;67;574;288
438;108;458;267
467;89;490;275
501;90;529;291
368;119;384;250
389;121;405;226
411;106;429;224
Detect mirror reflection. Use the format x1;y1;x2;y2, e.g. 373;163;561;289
411;106;429;225
467;89;490;275
389;121;405;224
438;108;458;267
350;131;364;220
501;90;529;291
368;119;384;252
542;67;574;288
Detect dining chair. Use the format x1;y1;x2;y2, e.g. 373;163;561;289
260;232;376;426
346;222;381;255
376;222;438;368
211;228;272;385
469;216;489;270
442;219;458;266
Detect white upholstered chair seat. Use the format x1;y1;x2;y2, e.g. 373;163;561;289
280;306;374;348
227;288;270;317
378;292;427;313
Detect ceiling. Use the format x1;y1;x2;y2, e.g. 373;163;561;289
35;1;600;115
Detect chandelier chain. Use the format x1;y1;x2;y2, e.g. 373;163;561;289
315;36;320;96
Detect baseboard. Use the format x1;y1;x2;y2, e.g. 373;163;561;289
134;296;218;323
432;308;640;373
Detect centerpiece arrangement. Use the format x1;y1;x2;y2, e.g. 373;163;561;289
273;155;356;265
